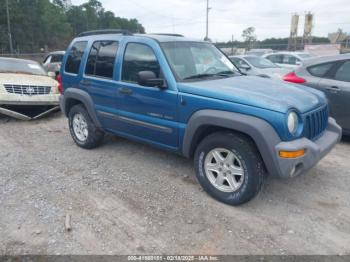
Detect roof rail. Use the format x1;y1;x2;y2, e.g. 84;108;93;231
78;29;133;37
150;33;184;37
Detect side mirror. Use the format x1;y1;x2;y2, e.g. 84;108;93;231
48;71;56;79
295;61;302;66
137;71;165;88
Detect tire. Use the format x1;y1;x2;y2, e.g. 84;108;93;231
194;132;265;206
68;104;104;149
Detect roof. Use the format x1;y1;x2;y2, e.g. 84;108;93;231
75;32;203;43
301;53;350;66
47;51;65;55
266;51;310;55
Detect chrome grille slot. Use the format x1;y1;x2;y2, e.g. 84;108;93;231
4;84;51;95
304;106;328;140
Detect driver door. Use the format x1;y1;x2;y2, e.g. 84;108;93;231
114;42;179;149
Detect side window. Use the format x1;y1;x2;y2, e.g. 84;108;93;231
51;54;64;63
334;61;350;82
65;41;87;74
307;62;334;77
231;58;249;68
283;55;299;65
122;43;160;83
85;42;99;76
85;41;118;79
267;55;283;64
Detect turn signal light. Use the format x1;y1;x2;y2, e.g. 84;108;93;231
279;149;305;159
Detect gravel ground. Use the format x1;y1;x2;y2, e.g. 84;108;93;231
0;113;350;255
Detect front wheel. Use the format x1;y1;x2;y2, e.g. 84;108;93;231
194;132;266;206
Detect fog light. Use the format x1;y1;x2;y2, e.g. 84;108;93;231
279;149;305;159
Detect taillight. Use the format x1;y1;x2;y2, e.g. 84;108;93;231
283;72;306;84
57;74;63;94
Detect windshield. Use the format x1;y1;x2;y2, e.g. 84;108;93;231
0;59;47;76
161;42;238;81
244;56;278;69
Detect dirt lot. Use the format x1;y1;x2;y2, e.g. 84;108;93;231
0;113;350;255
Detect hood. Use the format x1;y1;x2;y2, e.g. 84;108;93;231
0;73;57;87
178;75;326;114
257;67;290;79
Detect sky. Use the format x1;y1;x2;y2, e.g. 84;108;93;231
71;0;350;42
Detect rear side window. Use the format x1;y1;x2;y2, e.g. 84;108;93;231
122;43;160;83
85;41;118;79
283;55;299;65
65;41;87;74
266;55;283;64
307;62;334;77
51;54;64;63
335;60;350;82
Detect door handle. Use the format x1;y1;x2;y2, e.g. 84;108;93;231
119;87;133;95
326;86;340;93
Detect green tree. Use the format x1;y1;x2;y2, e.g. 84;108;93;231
242;27;257;50
0;0;145;53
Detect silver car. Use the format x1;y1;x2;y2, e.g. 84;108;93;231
283;54;350;135
229;55;290;80
42;51;65;73
263;52;314;69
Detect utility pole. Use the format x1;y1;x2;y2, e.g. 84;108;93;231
205;0;211;41
5;0;14;54
231;34;234;55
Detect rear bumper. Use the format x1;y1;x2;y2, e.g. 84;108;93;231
274;118;342;178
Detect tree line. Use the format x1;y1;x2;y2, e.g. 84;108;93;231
0;0;145;54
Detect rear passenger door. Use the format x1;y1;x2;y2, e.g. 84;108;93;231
80;40;120;131
114;42;179;149
318;60;350;131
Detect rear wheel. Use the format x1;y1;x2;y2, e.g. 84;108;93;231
68;104;104;149
194;132;265;205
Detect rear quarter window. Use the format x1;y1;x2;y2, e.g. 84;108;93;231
307;62;334;77
65;41;87;74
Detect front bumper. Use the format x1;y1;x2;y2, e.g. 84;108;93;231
275;118;342;178
0;93;60;106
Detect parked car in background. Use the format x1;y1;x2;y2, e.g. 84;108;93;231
43;51;65;74
59;30;341;206
0;57;60;120
263;52;314;69
229;55;290;80
283;54;350;135
246;49;273;57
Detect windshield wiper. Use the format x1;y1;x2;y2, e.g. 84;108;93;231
183;73;215;80
214;70;236;76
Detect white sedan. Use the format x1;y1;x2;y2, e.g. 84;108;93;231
0;57;60;120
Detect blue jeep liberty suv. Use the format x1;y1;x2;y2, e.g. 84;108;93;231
59;30;342;205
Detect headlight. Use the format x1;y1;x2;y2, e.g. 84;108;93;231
287;111;299;135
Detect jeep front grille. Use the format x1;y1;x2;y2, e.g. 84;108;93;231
304;105;329;141
4;84;51;95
